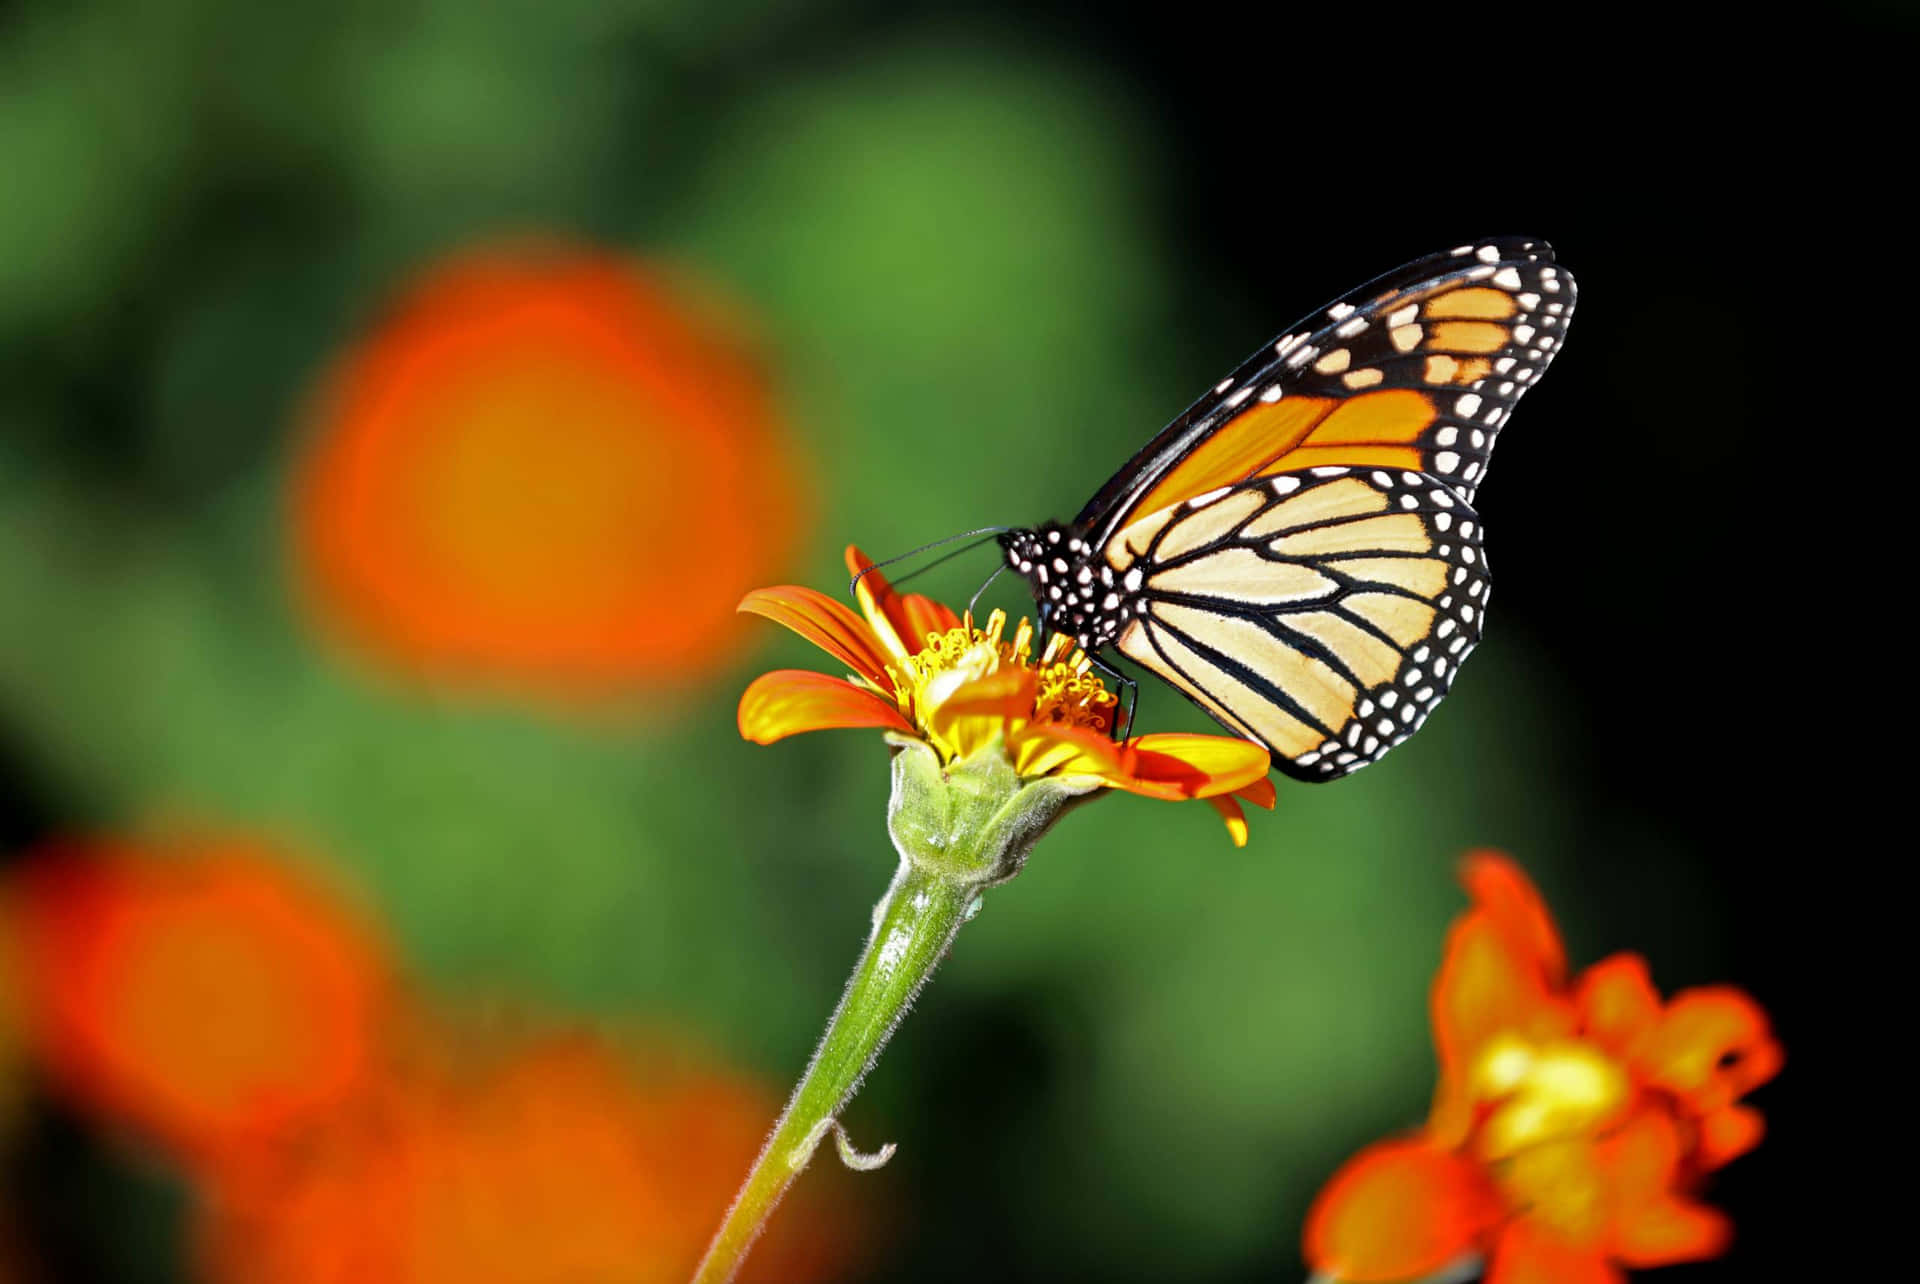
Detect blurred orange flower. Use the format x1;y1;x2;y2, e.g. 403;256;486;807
1304;853;1780;1284
739;546;1277;843
196;1031;860;1284
7;836;392;1169
292;242;806;702
0;894;22;1123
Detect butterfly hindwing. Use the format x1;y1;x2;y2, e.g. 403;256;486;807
1107;468;1487;780
1077;239;1573;547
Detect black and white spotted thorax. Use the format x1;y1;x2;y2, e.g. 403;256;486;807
1000;523;1139;651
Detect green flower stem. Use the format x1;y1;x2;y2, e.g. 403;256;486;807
691;739;1100;1284
690;858;971;1284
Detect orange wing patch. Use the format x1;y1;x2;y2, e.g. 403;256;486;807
1251;259;1572;499
1127;388;1438;519
1291;389;1436;446
1423;286;1518;319
1088;240;1572;539
1426;321;1508;353
1125;396;1332;520
1249;387;1436;477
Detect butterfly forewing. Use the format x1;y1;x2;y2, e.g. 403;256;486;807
1109;468;1487;780
1077;239;1573;548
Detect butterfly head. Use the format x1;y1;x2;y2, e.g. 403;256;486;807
999;524;1131;651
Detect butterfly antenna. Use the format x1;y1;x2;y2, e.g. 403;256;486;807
849;526;1010;597
885;533;1011;593
967;563;1007;620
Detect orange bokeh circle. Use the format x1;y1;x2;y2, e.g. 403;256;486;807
293;244;806;699
195;1033;861;1284
10;837;391;1166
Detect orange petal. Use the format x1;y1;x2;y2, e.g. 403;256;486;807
897;593;960;645
1576;953;1661;1057
1589;1097;1681;1197
1426;1074;1478;1153
1431;914;1574;1087
1639;987;1781;1113
1125;732;1271;799
1004;719;1132;784
1234;775;1278;810
739;586;894;687
1487;1220;1623;1284
1459;851;1566;988
844;546;961;662
1609;1194;1731;1266
1597;1109;1732;1265
924;667;1033;764
1694;1103;1765;1170
1595;1104;1684;1200
1304;1138;1502;1283
930;666;1035;723
737;671;913;744
1206;795;1249;847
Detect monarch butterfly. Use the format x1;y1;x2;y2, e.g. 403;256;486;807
998;239;1575;780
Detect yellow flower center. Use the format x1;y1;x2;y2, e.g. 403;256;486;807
884;610;1117;760
1463;1033;1632;1246
1469;1033;1631;1161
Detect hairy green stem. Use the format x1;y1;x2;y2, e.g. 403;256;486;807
692;740;1097;1283
690;858;973;1284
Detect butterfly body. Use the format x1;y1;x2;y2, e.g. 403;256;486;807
999;239;1573;781
999;523;1137;651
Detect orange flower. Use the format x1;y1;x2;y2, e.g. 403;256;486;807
195;1031;860;1284
1304;853;1780;1283
7;836;391;1170
0;892;25;1134
739;547;1276;844
292;241;806;703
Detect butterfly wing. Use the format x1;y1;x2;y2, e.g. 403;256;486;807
1107;468;1485;780
1077;239;1572;549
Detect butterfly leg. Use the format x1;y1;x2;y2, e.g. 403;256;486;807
1085;653;1138;742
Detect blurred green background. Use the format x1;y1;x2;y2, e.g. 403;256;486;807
2;0;1841;1278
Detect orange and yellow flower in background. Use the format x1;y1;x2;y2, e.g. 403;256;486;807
0;895;22;1127
738;547;1277;843
3;835;863;1281
1304;852;1781;1284
195;1028;860;1284
6;835;393;1171
0;895;28;1272
292;241;807;704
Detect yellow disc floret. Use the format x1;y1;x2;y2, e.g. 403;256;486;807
1028;632;1119;734
881;610;1117;765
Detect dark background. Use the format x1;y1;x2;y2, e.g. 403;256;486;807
4;0;1863;1278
